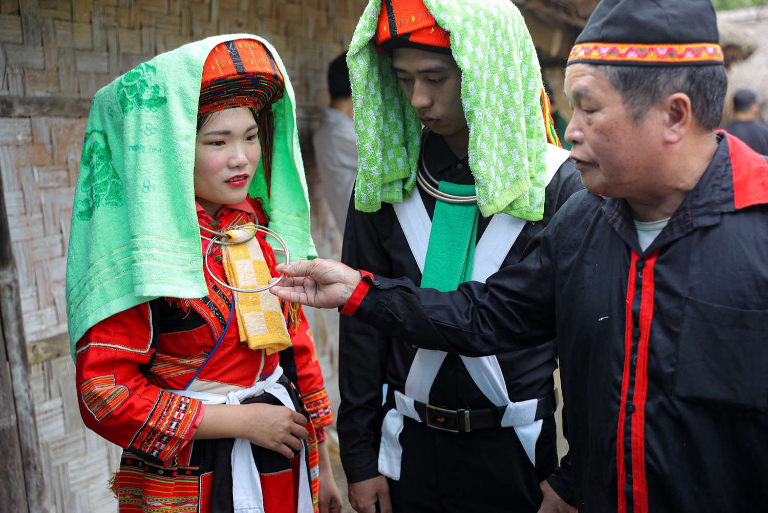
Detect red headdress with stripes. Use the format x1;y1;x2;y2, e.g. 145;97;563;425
198;39;285;189
374;0;451;54
198;39;284;116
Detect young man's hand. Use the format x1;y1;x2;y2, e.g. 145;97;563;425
348;476;392;513
271;259;362;309
538;480;577;513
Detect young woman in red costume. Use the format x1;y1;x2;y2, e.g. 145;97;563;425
73;37;342;513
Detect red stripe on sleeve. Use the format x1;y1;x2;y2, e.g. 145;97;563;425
340;270;374;317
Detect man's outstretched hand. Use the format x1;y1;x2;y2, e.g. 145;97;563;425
270;259;362;309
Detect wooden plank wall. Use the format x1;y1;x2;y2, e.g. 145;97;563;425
0;0;366;511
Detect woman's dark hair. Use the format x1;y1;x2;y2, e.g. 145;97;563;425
196;106;275;192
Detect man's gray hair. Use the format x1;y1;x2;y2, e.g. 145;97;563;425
595;65;727;131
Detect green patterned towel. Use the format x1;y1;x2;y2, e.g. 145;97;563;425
66;34;316;359
348;0;549;220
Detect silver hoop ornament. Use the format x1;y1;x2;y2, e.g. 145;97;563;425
202;223;291;294
417;129;477;205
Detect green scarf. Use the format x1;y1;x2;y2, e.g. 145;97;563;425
421;182;478;291
348;0;548;221
66;34;316;360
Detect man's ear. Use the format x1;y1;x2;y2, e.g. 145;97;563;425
661;92;692;145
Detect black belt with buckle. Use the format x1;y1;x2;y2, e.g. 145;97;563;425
414;389;558;433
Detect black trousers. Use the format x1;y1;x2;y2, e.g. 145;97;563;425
388;414;558;513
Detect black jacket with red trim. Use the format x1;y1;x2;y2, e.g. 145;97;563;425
346;133;768;512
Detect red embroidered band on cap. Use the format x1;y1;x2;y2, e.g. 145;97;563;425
568;42;724;65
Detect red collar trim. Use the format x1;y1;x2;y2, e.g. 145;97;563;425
226;198;256;214
722;131;768;210
195;198;256;217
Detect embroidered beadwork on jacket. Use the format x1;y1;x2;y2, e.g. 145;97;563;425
130;393;201;463
81;375;130;422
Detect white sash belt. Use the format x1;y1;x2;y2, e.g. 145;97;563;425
381;144;569;481
171;365;313;513
377;360;543;480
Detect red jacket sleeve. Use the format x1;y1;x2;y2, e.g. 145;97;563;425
290;309;334;434
75;303;204;466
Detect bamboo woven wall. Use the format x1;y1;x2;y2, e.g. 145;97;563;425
0;1;366;511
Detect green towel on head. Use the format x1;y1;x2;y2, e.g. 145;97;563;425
66;34;316;360
348;0;548;220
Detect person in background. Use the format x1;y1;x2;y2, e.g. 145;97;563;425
313;52;359;232
725;88;768;155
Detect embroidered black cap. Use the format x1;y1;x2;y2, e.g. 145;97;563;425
567;0;724;67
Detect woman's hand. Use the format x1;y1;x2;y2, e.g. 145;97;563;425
241;403;309;459
538;480;577;513
194;403;308;459
317;441;343;513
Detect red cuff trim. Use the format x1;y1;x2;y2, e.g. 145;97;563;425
190;402;205;435
304;388;334;429
340;270;374;317
315;427;329;443
130;393;202;464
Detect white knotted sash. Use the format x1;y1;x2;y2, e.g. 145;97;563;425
171;364;313;513
380;144;569;480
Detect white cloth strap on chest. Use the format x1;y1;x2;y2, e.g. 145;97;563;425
380;144;568;480
171;365;313;513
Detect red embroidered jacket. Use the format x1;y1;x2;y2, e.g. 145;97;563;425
75;199;333;466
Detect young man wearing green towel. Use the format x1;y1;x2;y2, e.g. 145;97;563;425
335;1;583;512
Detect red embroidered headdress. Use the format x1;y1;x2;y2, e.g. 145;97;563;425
198;39;285;116
374;0;450;55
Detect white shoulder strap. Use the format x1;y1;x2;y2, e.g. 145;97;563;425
392;187;431;273
545;143;570;186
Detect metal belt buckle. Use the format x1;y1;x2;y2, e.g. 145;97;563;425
426;405;461;433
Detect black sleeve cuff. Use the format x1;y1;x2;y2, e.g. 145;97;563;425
547;462;577;507
340;452;382;484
